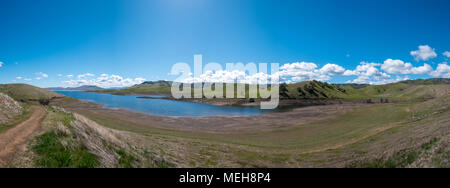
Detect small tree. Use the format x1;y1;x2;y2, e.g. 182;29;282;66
39;98;50;105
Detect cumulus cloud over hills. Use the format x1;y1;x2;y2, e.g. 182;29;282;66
10;45;450;86
381;59;432;75
430;63;450;78
410;45;437;61
64;74;146;88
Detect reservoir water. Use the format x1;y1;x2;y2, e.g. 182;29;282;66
54;91;266;117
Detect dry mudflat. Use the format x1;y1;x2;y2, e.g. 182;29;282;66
57;99;363;133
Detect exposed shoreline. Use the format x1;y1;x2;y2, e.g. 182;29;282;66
90;90;354;107
51;97;367;133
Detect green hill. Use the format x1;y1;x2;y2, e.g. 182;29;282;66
0;84;63;101
399;78;450;85
91;78;449;102
130;80;173;89
282;79;449;101
281;80;348;99
95;80;174;95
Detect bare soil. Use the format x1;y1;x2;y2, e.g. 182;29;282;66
0;106;46;167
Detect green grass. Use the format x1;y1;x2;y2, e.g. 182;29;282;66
348;149;419;168
77;103;413;151
104;143;138;168
421;138;440;150
31;108;99;168
348;137;442;168
0;84;62;101
115;148;137;168
432;148;450;168
65;81;450;167
0;103;32;132
32;130;99;168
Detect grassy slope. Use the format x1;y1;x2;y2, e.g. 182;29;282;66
0;104;32;132
72;82;450;167
281;80;348;99
31;109;100;168
7;79;446;167
92;79;449;103
0;84;64;132
93;80;173;95
27;106;174;168
78;103;411;150
0;84;63;101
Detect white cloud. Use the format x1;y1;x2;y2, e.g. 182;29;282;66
356;62;381;76
348;75;371;84
430;63;450;78
344;62;384;77
16;77;23;80
57;74;63;77
24;78;32;81
347;75;409;85
320;64;346;75
280;62;318;71
182;62;346;84
381;59;412;74
64;74;146;88
410;45;437;61
36;72;48;78
343;62;393;85
381;59;432;75
443;51;450;58
279;62;331;81
67;75;73;78
183;70;280;84
0;62;3;68
180;60;430;85
34;72;48;80
77;73;95;79
411;64;433;74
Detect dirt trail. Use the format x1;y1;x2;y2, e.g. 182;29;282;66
0;106;46;167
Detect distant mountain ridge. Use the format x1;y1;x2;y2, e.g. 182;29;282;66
46;85;104;91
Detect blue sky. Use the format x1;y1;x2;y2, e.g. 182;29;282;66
0;0;449;87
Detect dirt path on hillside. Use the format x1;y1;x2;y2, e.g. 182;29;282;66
0;106;46;167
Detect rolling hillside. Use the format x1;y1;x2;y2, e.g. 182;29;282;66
280;80;349;99
0;84;63;101
91;78;450;103
281;78;449;101
131;80;173;89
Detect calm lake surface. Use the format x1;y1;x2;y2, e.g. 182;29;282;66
54;91;267;117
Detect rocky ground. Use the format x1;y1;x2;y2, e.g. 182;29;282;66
0;93;23;125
